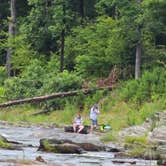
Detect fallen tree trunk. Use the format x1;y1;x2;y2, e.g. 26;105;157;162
0;86;112;108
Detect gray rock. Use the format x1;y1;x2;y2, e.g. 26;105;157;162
38;138;106;153
152;125;166;140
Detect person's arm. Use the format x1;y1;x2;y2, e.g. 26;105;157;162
73;117;77;123
80;117;83;124
95;108;99;114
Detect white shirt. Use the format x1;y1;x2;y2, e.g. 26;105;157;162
90;106;99;120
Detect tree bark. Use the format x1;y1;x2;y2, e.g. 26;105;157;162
6;0;16;77
135;41;141;79
135;0;142;79
60;3;66;72
0;86;112;108
60;28;65;72
80;0;85;24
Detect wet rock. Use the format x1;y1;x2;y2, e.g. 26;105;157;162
38;138;106;153
157;159;166;166
148;125;166;164
105;142;124;153
114;152;132;158
112;159;136;164
0;135;8;142
118;110;166;164
39;139;83;154
119;125;148;138
78;142;104;151
36;155;46;163
54;143;83;154
151;125;166;140
0;134;23;150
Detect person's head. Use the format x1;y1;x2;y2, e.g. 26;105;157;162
76;113;81;118
94;103;99;109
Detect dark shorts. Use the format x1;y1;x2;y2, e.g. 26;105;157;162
91;119;97;126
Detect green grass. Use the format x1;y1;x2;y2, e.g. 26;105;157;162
42;140;56;152
0;86;6;103
0;140;11;149
101;131;118;142
125;135;148;145
0;89;165;145
123;135;158;157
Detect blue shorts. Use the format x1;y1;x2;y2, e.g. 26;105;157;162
91;119;97;126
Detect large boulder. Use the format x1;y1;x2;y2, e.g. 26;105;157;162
38;138;105;154
0;135;8;143
0;134;22;150
39;139;83;154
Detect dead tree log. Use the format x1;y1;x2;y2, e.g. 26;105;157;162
0;86;112;108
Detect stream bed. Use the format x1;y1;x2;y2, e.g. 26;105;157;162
0;122;157;166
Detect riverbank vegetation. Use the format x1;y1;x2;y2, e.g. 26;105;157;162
0;0;165;142
0;68;165;136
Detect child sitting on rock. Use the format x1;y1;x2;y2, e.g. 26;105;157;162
73;113;84;133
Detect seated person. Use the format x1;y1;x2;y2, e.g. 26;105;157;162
73;113;84;133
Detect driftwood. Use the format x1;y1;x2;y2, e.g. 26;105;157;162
0;86;112;108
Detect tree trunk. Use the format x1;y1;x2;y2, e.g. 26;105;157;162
60;28;65;72
80;0;85;24
135;0;142;79
6;0;16;77
60;3;66;72
0;86;112;108
135;41;141;79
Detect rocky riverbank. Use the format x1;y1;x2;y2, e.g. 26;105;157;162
0;111;165;165
117;110;166;165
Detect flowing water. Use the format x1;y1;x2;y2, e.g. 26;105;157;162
0;122;157;166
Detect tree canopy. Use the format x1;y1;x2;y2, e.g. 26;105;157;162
0;0;165;108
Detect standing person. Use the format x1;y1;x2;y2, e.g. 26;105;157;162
73;113;84;133
90;103;100;133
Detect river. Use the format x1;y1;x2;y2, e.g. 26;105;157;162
0;121;157;166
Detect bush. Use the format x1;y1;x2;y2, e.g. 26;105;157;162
40;70;84;110
4;60;45;100
0;86;6;103
4;60;84;109
120;67;166;103
0;66;7;86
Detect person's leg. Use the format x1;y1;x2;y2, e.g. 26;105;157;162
94;120;98;129
91;120;98;132
77;125;84;133
73;123;77;132
90;120;95;133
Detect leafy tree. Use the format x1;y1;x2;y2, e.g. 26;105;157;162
142;0;166;68
65;16;125;77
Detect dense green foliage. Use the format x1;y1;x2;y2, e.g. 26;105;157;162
0;0;165;113
120;67;166;103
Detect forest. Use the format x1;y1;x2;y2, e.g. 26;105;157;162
0;0;165;124
0;1;166;164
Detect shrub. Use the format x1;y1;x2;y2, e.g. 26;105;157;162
40;70;84;110
0;66;7;86
4;60;45;100
120;67;166;103
0;86;6;103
